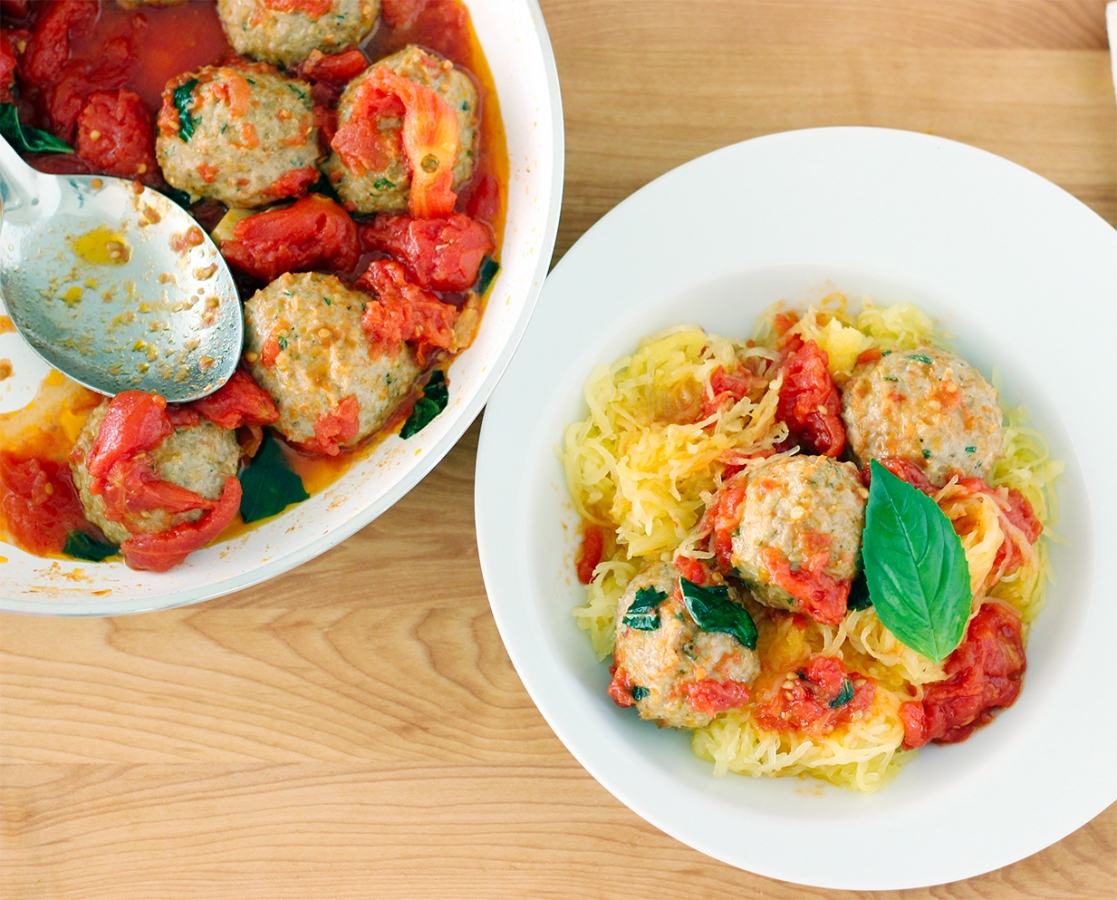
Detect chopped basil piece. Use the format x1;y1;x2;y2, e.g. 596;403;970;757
965;446;977;454
631;686;650;701
400;370;449;439
846;572;872;610
862;460;971;662
0;103;73;154
622;586;666;631
909;353;933;365
680;578;757;650
373;177;396;190
922;448;932;459
63;531;118;562
238;431;310;523
829;678;855;708
173;78;199;142
277;335;288;350
477;256;499;295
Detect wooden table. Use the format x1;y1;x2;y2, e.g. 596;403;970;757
2;2;1114;897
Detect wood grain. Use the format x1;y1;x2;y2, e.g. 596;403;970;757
3;1;1116;898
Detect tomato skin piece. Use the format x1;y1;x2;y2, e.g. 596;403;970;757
331;65;461;218
758;544;850;625
264;165;320;202
575;523;604;584
262;0;333;16
187;369;279;430
99;457;215;520
863;456;935;494
460;172;501;224
293;48;369;89
120;475;242;572
357;259;458;365
83;392;173;481
0;453;90;555
685;678;751;717
221;194;360;283
75;89;159;183
901;601;1026;748
359;212;495;292
776;339;845;457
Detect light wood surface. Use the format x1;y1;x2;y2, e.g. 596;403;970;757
2;1;1115;897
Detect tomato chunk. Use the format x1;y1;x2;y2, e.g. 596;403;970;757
607;665;636;708
84;392;173;481
0;453;90;555
777;339;845;457
702;482;745;571
120;475;242;572
360;212;495;292
673;554;707;587
221;194;360;283
76;89;158;182
188;369;280;430
357;259;458;365
293;48;369;89
261;0;333;16
701;365;756;420
758;543;850;625
754;655;875;737
685;678;751;717
0;31;17;104
900;601;1026;748
575;523;604;584
299;394;361;457
331;65;461;218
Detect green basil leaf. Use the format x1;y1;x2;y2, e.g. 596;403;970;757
862;460;971;662
622;586;666;631
476;256;499;295
0;103;73;154
828;678;854;708
680;578;757;650
631;686;650;701
63;531;118;562
238;431;309;523
173;78;199;142
401;370;449;439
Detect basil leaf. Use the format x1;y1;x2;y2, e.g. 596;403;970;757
0;103;73;154
173;78;199;142
476;256;499;295
846;571;872;610
63;531;118;562
631;686;650;701
238;431;309;523
622;586;666;631
828;678;854;708
862;460;971;662
401;370;449;439
680;578;757;650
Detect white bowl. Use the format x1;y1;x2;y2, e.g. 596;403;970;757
0;0;564;615
475;127;1117;889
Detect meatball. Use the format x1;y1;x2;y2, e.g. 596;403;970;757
243;272;422;454
217;0;380;67
70;401;240;545
610;563;761;730
322;45;479;214
728;455;866;624
156;61;319;208
841;346;1003;485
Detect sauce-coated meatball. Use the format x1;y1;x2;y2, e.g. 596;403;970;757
611;562;760;730
323;45;479;214
217;0;380;66
841;346;1003;484
729;455;866;623
70;402;240;545
156;61;319;208
243;272;422;454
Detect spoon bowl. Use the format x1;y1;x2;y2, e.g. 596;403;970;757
0;139;242;402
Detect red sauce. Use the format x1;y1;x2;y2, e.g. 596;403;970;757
754;655;875;737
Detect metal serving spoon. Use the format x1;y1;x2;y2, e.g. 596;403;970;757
0;137;242;402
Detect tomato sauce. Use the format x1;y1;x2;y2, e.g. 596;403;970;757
0;0;508;562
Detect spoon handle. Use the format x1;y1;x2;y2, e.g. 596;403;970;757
0;135;50;218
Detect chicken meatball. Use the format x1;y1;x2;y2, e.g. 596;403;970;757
322;45;479;214
217;0;380;67
728;455;866;625
609;563;761;730
841;346;1003;485
243;272;422;455
156;61;319;208
70;401;240;545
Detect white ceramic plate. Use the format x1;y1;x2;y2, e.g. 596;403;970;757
475;127;1117;889
0;0;563;615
